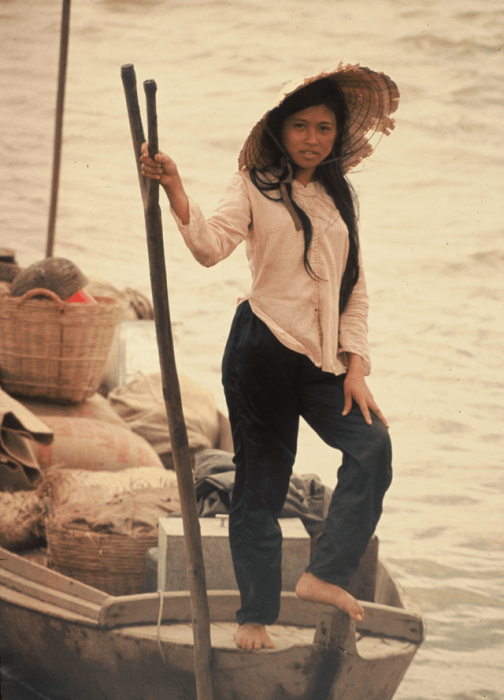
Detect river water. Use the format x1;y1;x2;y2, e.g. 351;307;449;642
1;1;503;698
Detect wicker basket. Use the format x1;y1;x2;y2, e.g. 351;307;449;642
46;522;157;596
0;288;122;403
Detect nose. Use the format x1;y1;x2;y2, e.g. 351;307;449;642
304;127;318;144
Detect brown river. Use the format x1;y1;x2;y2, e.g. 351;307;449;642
1;1;503;698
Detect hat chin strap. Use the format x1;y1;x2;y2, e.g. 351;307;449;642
278;155;340;232
280;179;303;232
264;125;303;231
278;156;304;231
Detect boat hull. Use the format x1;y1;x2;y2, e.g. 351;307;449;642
0;541;424;700
0;596;419;700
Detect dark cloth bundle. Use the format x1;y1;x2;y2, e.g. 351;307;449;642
194;448;332;538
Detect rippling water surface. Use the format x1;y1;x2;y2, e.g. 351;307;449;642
1;1;503;698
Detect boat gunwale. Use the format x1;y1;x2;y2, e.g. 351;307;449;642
0;544;424;646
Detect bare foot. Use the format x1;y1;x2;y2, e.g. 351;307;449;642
295;572;365;622
234;623;276;651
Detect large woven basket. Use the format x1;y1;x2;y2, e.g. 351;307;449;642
46;522;157;596
0;288;122;403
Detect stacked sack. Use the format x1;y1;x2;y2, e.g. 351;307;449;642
0;256;235;596
0;258;165;577
41;466;181;595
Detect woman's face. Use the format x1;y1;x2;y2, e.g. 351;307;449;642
281;104;337;183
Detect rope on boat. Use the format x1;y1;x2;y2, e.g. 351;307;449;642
156;588;167;663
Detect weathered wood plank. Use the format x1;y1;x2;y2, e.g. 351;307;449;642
0;582;100;625
313;605;357;654
0;547;107;604
98;587;422;644
0;569;101;620
211;622;315;650
358;602;424;643
99;590;320;630
356;633;414;659
326;635;418;700
210;628;236;649
157;622;195;645
268;624;314;647
312;599;423;649
1;555;421;645
276;592;324;627
149;621;315;651
99;591;194;628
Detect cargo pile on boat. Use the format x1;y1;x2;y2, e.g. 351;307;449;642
0;252;233;595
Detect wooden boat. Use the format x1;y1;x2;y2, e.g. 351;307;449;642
0;537;424;700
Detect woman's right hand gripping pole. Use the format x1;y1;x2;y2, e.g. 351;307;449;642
140;142;190;224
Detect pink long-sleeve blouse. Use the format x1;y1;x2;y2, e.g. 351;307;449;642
170;170;370;376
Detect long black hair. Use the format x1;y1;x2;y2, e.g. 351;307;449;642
249;78;360;315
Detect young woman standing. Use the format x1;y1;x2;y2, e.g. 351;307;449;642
141;62;400;651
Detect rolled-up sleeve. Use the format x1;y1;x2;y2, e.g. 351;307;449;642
170;172;251;267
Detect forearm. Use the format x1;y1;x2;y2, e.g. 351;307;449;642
346;352;366;377
162;179;190;225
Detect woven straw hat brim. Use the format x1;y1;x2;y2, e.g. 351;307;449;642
238;62;400;174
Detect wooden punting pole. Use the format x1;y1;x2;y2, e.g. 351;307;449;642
121;64;214;700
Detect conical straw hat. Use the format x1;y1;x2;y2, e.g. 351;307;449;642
238;62;400;174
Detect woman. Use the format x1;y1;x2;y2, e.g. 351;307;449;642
141;62;400;651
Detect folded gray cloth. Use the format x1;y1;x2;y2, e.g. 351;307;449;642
194;449;332;538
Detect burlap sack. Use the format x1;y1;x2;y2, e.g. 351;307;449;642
108;373;224;469
40;465;178;511
34;416;163;472
20;393;125;426
86;279;153;321
0;387;53;491
43;466;181;595
0;490;45;551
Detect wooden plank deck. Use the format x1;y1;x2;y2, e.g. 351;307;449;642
118;620;316;651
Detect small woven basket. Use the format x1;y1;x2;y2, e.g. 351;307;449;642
0;288;122;403
46;522;157;596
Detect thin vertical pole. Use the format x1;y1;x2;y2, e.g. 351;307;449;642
121;64;214;700
46;0;71;258
143;78;214;700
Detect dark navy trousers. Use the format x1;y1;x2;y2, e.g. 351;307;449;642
222;301;392;626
